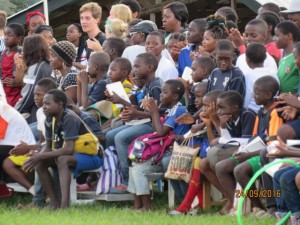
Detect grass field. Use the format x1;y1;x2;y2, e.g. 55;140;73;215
0;191;277;225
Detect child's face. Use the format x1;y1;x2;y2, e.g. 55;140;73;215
34;85;47;108
243;24;267;45
49;51;63;70
4;27;21;48
274;28;288;49
87;60;97;77
133;57;149;80
66;24;81;44
216;50;234;72
41;30;53;47
187;21;203;44
145;35;165;57
202;96;213;115
293;48;300;69
202;30;217;53
133;72;145;88
194;87;205;109
160;84;175;106
191;61;206;82
42;94;61;117
216;97;236;118
167;39;180;61
109;61;124;83
253;84;269;106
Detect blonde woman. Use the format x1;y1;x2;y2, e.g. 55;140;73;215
109;4;132;23
105;18;127;39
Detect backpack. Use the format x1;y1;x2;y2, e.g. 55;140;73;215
128;132;174;164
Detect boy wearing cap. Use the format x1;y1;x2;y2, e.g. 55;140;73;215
79;2;106;59
280;0;300;41
122;20;174;66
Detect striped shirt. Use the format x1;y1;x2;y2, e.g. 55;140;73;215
0;36;5;53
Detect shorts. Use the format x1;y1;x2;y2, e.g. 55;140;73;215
73;153;103;178
287;118;300;139
207;144;239;169
9;155;30;169
229;155;261;174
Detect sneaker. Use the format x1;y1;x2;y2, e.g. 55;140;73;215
109;184;128;194
168;210;185;216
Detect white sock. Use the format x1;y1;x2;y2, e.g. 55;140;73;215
29;186;35;196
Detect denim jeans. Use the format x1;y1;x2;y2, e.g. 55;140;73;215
29;122;40;142
106;123;153;185
273;166;300;213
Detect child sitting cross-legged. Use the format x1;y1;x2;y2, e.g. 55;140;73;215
169;89;222;215
128;79;190;211
215;76;284;216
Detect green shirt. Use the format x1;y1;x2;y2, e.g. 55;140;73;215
278;54;299;93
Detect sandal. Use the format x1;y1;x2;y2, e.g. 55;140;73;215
252;207;268;217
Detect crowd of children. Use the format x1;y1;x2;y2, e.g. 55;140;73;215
2;0;300;223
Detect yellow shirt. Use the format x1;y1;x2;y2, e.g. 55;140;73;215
112;79;132;117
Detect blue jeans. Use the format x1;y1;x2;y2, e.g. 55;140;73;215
106;123;153;185
29;122;40;142
273;166;300;213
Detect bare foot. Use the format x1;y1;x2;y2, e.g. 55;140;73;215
219;202;232;215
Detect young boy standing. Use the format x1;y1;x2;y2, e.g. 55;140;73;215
275;21;300;94
24;90;102;208
207;39;246;98
106;53;163;192
77;52;110;109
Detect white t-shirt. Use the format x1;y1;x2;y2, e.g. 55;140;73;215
236;53;278;78
243;67;279;112
122;45;174;66
36;107;46;137
0;103;35;146
156;56;178;82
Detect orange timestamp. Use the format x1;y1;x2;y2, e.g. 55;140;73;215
235;189;281;198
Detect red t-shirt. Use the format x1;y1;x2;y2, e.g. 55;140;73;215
1;51;22;107
265;41;282;63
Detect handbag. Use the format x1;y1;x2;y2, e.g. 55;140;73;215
96;146;122;194
128;132;174;163
52;116;99;155
0;181;13;198
165;138;200;183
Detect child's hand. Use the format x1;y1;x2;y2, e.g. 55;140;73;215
277;93;300;109
175;113;195;124
198;46;210;58
233;152;249;163
110;91;123;104
219;114;232;128
78;70;89;84
200;112;211;126
2;78;19;87
9;141;31;156
228;28;245;47
171;135;184;142
120;107;138;122
177;78;192;91
87;38;103;52
191;124;202;133
143;98;158;113
267;137;289;158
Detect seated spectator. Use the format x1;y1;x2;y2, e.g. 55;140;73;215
177;18;207;76
3;78;57;198
106;53;163;192
166;32;186;68
34;25;55;47
0;102;35;182
15;35;52;124
105;18;127;39
102;37;126;62
146;31;178;82
128;80;190;211
244;43;278;112
23;90;103;209
1;23;25;107
50;41;77;103
77;52;110;109
207;40;246;98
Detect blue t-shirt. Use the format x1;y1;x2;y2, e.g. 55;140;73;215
142;78;163;106
207;67;246;98
88;79;107;104
177;45;196;77
164;104;190;135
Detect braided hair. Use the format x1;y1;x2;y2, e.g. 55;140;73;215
206;15;228;40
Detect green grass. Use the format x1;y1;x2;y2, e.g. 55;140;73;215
0;192;277;225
